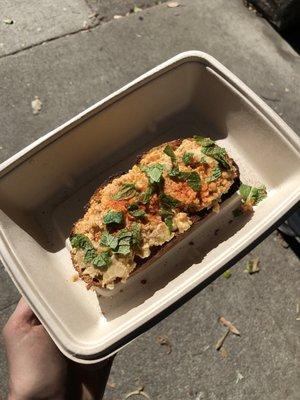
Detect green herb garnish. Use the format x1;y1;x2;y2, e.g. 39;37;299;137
182;152;194;166
201;145;230;170
207;166;222;182
159;207;174;233
239;184;267;206
116;230;132;255
139;186;153;204
70;234;93;250
159;193;181;208
127;203;139;211
127;202;145;219
163;145;177;165
100;231;119;251
92;251;111;269
142;163;164;184
99;224;142;256
169;166;182;179
164;216;173;232
84;248;98;263
194;135;215;147
187;171;201;191
103;210;124;226
159;207;173;219
168;167;201;192
131;223;142;248
81;246;111;270
129;209;146;219
112;183;137;200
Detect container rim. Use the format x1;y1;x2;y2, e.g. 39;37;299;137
1;51;300;363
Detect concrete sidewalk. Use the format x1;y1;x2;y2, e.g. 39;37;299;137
0;0;299;398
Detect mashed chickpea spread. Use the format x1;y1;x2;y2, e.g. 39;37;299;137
70;136;239;290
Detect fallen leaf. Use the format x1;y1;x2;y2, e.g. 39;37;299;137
275;231;289;249
3;18;14;25
235;371;244;384
31;96;42;114
215;329;230;350
156;335;172;354
88;12;99;19
245;257;260;274
219;346;228;358
125;386;150;399
107;379;116;389
167;1;180;7
133;5;142;13
113;15;123;19
218;317;240;336
223;270;232;279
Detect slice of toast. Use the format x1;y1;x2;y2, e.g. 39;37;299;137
69;137;239;292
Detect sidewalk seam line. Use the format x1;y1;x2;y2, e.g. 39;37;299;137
0;2;165;59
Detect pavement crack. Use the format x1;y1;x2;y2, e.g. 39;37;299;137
0;1;164;59
0;23;101;59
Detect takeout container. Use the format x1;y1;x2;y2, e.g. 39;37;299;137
0;51;299;363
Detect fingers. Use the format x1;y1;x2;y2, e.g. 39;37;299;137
3;297;39;338
13;297;34;321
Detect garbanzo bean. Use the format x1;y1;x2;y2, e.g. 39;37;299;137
209;182;217;191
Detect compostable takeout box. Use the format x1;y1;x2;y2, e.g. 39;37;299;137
0;51;299;363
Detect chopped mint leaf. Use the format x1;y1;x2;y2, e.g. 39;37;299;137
239;184;267;206
100;231;119;251
159;207;173;218
187;171;201;191
164;216;173;232
112;183;137;200
159;207;174;232
131;223;142;248
127;203;139;211
193;135;215;147
92;251;111;269
207;166;222;182
163;145;177;165
168;167;200;192
116;231;132;255
169;166;182;179
116;244;131;255
142;163;164;184
201;145;230;169
129;209;146;219
103;210;124;225
140;187;153;204
182;152;194;166
159;193;181;208
70;234;93;250
84;248;98;263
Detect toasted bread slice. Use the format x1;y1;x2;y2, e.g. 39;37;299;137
69;137;239;292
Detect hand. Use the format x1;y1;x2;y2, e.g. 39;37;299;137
3;298;67;400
